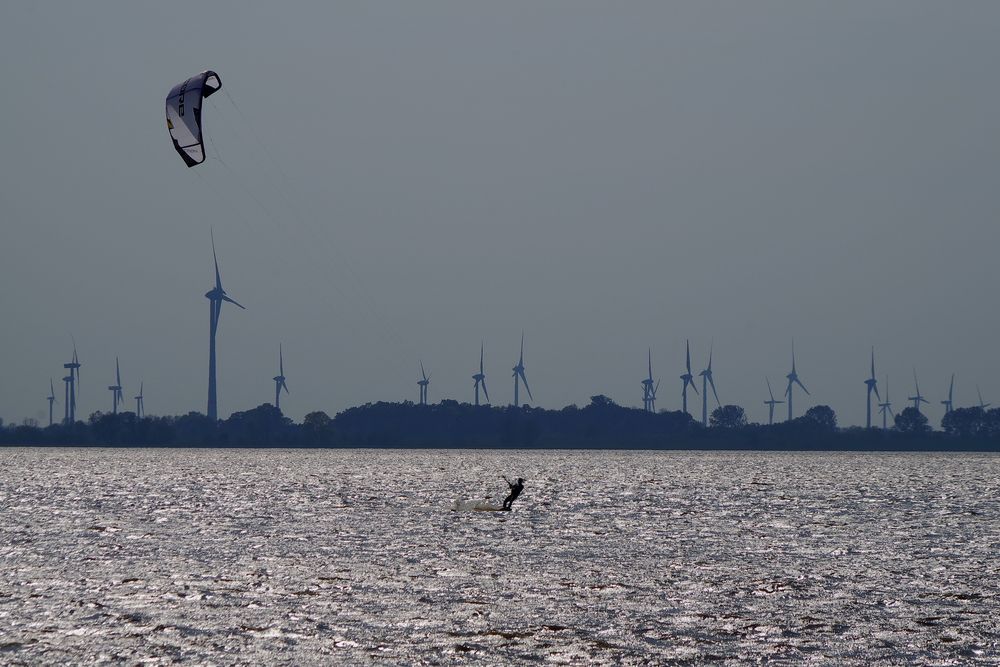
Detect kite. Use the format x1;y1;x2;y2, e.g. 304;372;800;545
165;70;222;167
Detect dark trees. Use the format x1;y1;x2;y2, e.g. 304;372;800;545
710;405;748;429
894;407;930;434
801;405;837;431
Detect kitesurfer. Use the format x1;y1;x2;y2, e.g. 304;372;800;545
502;476;524;510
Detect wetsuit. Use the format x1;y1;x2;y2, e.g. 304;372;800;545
503;479;524;510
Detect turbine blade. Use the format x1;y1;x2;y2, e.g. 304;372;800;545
796;379;810;395
709;377;720;405
481;380;490;403
686;340;692;374
873;385;881;401
211;228;223;290
222;295;246;309
282;379;290;394
520;372;533;402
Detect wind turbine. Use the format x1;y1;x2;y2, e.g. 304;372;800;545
699;344;720;426
472;343;489;406
641;349;659;413
878;375;893;429
135;382;144;418
107;357;124;415
205;231;245;421
941;374;955;415
679;339;698;415
417;362;430;405
512;333;533;407
864;347;880;429
47;379;57;427
63;344;81;424
977;386;991;410
272;344;289;411
764;377;784;426
784;343;810;421
908;369;929;413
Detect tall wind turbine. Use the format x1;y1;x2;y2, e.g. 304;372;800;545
642;349;659;413
512;333;533;408
47;379;57;427
941;374;955;415
472;343;489;406
908;370;929;413
417;362;430;405
699;344;720;426
763;377;784;426
864;347;880;429
878;375;893;429
273;344;289;411
135;382;144;418
107;357;124;415
977;386;991;410
205;231;245;421
63;345;81;424
679;339;698;415
784;343;810;421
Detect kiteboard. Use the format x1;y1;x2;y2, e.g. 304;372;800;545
452;499;510;512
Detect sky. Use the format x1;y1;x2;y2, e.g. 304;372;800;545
2;2;999;428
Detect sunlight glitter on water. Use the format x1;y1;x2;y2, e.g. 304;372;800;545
1;448;998;664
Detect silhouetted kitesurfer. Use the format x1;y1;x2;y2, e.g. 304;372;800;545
502;476;524;510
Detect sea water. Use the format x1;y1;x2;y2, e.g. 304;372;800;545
1;448;998;664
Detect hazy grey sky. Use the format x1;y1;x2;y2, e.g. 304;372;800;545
3;2;999;428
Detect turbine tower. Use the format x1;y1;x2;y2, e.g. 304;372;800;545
417;362;430;405
679;339;698;415
784;343;810;421
135;382;144;418
47;379;57;427
878;375;893;429
273;344;289;411
205;231;245;421
472;343;489;406
512;333;533;407
642;349;659;413
699;344;720;426
941;374;955;415
864;347;880;429
764;377;784;426
62;374;72;424
107;357;124;415
63;345;81;424
908;370;929;413
977;386;991;410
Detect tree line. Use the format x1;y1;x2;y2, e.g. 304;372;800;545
2;397;1000;450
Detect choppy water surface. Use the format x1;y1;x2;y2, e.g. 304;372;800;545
1;448;999;665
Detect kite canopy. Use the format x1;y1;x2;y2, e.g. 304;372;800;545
165;70;222;167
